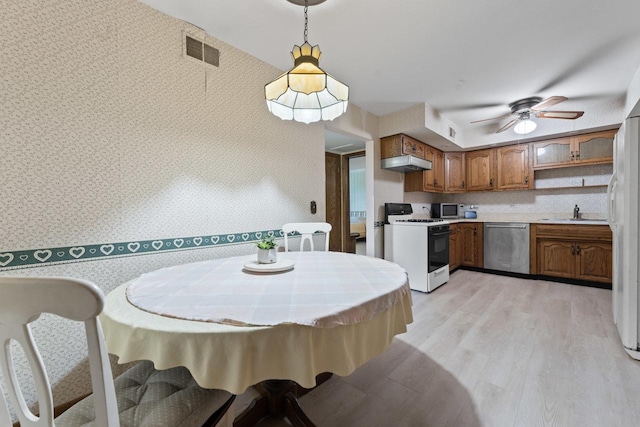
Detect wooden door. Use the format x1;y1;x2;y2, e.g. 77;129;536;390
496;144;531;190
576;242;613;283
466;149;495;191
537;240;575;279
444;152;466;193
325;152;343;251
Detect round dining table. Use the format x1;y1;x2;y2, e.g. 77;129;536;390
100;251;413;426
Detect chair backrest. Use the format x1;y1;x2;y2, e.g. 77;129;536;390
282;222;332;252
0;277;120;427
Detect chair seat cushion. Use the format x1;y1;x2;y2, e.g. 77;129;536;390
55;361;232;427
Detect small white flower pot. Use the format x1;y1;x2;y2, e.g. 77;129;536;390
257;248;278;264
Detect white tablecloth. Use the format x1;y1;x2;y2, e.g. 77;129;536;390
100;252;414;394
126;252;410;328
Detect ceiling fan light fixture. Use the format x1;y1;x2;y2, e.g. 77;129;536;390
265;0;349;124
514;118;537;135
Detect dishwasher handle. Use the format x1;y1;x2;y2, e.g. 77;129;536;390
484;224;528;229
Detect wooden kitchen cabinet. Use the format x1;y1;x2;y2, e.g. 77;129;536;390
495;144;532;190
575;242;613;282
381;134;426;159
537;240;575;279
404;145;445;193
449;223;461;271
432;149;445;191
466;149;495;191
573;130;615;165
459;222;483;267
532;129;615;170
444;152;466;193
531;224;612;284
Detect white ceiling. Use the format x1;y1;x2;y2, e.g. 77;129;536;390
139;0;640;146
324;130;366;154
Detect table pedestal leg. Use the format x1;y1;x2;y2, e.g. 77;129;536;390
234;374;331;427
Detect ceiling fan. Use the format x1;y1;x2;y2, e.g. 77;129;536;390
471;96;584;134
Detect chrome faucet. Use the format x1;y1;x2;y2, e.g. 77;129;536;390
573;204;580;219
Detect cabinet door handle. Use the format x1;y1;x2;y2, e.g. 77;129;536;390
525;175;529;185
473;227;477;235
575;151;580;160
576;245;581;255
462;180;465;188
571;244;575;255
489;178;493;187
571;151;575;161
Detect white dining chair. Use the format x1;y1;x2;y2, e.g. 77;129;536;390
282;222;332;252
0;276;235;427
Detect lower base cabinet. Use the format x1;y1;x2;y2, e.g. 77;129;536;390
459;222;483;268
449;224;461;270
532;224;612;284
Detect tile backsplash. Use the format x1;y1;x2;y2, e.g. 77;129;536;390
406;164;612;218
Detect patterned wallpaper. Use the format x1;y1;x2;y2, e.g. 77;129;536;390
0;0;328;416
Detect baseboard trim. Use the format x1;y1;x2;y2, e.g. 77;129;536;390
453;267;612;290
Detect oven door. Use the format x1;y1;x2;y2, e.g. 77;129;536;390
428;225;451;273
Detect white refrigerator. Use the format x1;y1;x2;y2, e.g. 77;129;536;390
608;115;640;360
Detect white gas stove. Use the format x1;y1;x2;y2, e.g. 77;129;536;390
383;203;451;293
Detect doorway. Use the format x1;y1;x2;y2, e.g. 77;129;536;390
324;130;367;253
348;154;366;255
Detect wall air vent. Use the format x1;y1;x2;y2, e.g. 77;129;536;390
449;127;456;140
185;35;219;67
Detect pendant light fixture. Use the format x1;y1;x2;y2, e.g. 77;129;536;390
265;0;349;124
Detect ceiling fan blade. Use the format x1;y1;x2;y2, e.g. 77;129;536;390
538;110;585;120
470;113;512;124
530;96;568;111
442;102;505;112
496;119;519;133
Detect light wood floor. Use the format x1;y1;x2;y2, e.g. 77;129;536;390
238;270;640;426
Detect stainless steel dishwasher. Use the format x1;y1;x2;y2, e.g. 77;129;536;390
483;223;530;274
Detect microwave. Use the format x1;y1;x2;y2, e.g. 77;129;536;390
432;203;462;219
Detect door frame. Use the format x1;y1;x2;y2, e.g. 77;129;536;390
343;151;366;253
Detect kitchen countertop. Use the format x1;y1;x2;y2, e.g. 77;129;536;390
419;214;609;226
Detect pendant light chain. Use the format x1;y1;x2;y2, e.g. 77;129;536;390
303;0;309;43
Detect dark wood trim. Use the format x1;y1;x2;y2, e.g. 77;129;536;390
325;152;342;252
341;155;349;253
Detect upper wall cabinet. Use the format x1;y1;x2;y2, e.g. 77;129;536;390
532;129;616;170
444;152;466;193
465;149;495;191
404;145;445;193
381;134;426;159
495;144;532;190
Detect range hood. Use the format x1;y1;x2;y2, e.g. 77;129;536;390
381;155;433;172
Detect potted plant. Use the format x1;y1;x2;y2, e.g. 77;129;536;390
256;236;278;264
